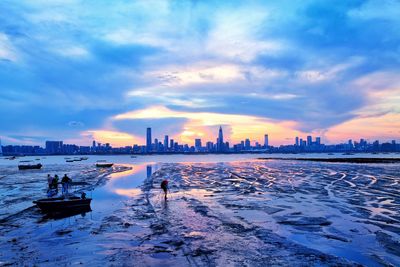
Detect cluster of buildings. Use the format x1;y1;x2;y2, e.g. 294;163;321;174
0;127;399;156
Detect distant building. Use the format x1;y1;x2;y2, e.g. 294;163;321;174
45;141;63;154
316;137;321;145
307;136;312;146
0;139;2;156
245;139;251;150
295;137;299;146
164;135;169;150
217;126;224;152
264;134;269;147
146;127;152;152
195;139;202;151
170;139;174;151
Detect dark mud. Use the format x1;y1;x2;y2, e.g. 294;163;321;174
259;157;400;164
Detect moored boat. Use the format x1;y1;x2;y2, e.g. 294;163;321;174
18;163;42;170
33;196;92;213
96;162;114;168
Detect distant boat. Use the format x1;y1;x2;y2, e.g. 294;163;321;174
131;155;137;158
80;157;88;160
73;158;82;161
18;163;42;170
33;196;92;213
328;153;334;155
96;162;114;168
342;152;354;155
66;159;74;163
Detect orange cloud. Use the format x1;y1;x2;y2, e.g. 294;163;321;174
114;106;305;145
81;130;143;147
325;113;400;143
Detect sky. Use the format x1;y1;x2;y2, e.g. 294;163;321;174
1;0;400;147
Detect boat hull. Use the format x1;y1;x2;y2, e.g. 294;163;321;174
33;197;92;213
96;163;113;168
18;163;42;170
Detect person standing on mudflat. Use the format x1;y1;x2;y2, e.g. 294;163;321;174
160;179;169;200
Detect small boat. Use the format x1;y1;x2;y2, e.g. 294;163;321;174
66;159;74;163
18;163;42;170
131;156;137;158
96;162;114;168
73;158;82;161
80;157;88;160
33;196;92;213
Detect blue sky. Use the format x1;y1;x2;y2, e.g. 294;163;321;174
1;0;400;146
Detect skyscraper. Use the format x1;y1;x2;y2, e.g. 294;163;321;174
0;138;2;156
295;137;299;146
316;137;321;145
164;135;169;150
195;139;202;150
264;134;269;147
245;139;251;150
307;135;312;146
146;127;152;152
217;126;224;151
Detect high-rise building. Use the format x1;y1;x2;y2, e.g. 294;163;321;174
264;134;269;147
316;137;321;145
154;138;159;151
245;139;251;150
146;127;152;152
170;139;174;151
45;141;63;154
195;139;202;150
164;135;169;150
295;137;299;146
0;138;2;156
217;126;224;152
299;138;303;146
307;136;312;146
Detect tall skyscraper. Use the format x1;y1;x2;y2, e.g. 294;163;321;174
164;135;169;150
316;137;321;145
307;135;312;146
154;138;158;151
217;126;224;151
170;139;174;151
295;137;299;146
264;134;269;147
0;138;2;156
245;139;251;150
146;127;152;152
195;139;202;150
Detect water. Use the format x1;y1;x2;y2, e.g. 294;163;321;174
0;154;399;266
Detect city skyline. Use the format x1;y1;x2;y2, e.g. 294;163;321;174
1;125;399;156
1;1;400;146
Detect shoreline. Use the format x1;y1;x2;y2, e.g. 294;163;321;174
258;157;400;163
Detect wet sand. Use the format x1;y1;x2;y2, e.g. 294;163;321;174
0;158;399;266
259;157;400;164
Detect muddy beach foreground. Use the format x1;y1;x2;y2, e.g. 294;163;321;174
259;157;400;164
0;160;399;266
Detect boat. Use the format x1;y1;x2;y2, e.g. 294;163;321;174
131;156;137;158
33;196;92;213
18;163;42;170
96;162;114;168
66;159;74;163
80;157;88;160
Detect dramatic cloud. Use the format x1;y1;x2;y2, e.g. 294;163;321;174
1;0;399;146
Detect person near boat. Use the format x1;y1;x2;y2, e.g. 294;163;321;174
52;175;59;194
47;174;53;190
160;179;169;200
61;174;72;195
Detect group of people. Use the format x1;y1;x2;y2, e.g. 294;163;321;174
47;174;72;196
